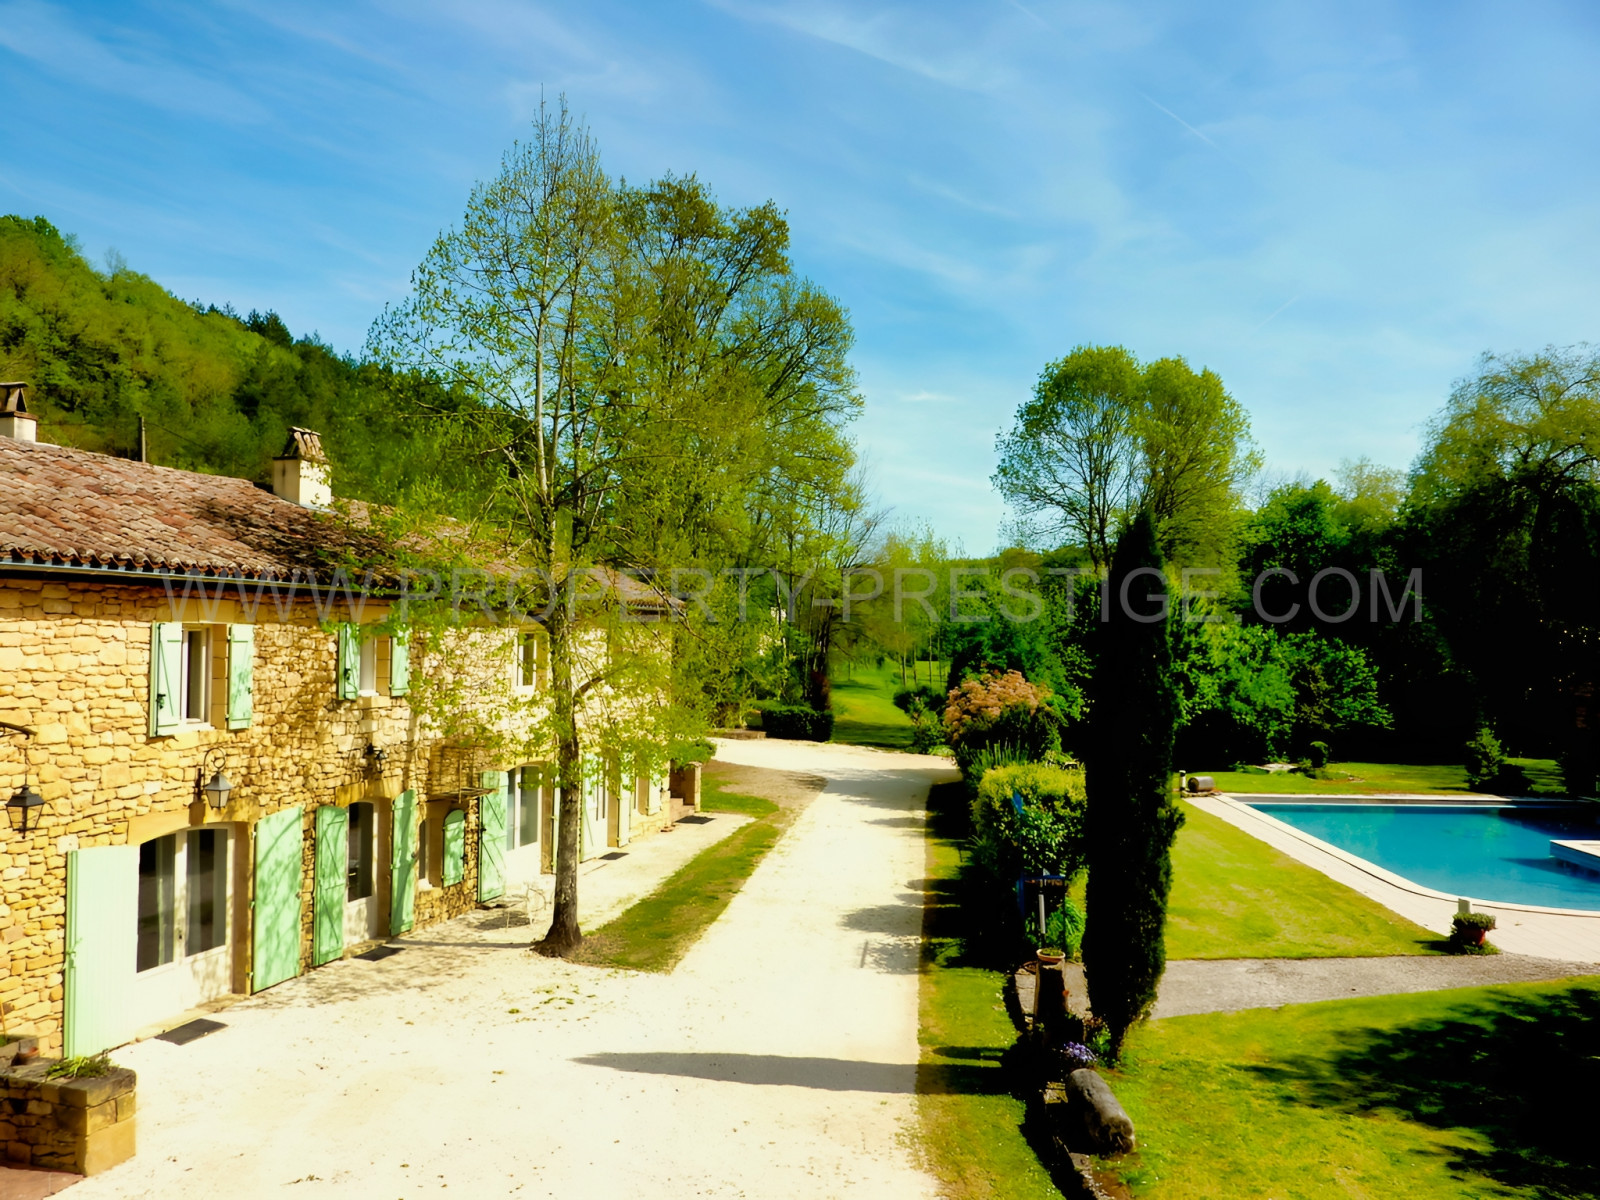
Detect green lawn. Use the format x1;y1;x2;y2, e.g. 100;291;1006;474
1196;757;1564;796
830;658;946;750
1102;978;1600;1199
570;775;796;972
917;780;1063;1199
1167;801;1441;958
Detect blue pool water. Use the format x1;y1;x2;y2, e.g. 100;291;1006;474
1248;803;1600;911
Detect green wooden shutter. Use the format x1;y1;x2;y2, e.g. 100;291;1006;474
478;772;507;902
148;622;183;735
617;762;632;847
390;789;417;935
64;845;138;1057
313;805;348;965
336;624;359;701
253;806;304;992
226;624;254;730
442;810;466;886
389;631;410;697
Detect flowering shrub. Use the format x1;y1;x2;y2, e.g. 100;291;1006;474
1057;1042;1099;1072
944;670;1046;739
945;671;1063;773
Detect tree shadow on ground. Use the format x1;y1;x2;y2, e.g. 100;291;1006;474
1252;986;1600;1198
922;781;1028;974
575;1050;1006;1095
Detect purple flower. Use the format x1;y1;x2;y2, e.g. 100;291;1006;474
1059;1042;1098;1069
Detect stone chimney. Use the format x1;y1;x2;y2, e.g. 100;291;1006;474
272;427;332;509
0;383;37;442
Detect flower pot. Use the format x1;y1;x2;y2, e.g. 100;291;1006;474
1036;948;1066;966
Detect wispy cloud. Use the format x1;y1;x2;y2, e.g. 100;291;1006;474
1139;91;1220;150
0;0;270;123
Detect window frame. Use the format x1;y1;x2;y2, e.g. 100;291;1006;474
179;625;213;725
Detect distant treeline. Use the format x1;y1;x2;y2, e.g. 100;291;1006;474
0;214;449;505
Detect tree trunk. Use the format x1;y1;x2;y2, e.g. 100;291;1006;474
536;591;584;956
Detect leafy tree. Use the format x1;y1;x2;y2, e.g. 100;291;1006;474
368;100;859;954
1138;356;1261;564
1082;511;1183;1059
993;345;1142;569
994;345;1258;568
1402;346;1600;758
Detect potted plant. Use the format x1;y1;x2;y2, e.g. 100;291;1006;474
1036;946;1066;966
1451;911;1497;949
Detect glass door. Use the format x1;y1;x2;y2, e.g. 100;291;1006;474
133;828;233;1030
343;802;383;946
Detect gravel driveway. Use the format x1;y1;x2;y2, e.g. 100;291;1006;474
73;740;958;1199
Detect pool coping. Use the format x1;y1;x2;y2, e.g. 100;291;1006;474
1215;794;1600;920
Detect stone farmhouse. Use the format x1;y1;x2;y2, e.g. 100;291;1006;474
0;385;683;1057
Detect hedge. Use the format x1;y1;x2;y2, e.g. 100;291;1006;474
758;704;835;741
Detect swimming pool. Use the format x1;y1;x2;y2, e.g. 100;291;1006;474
1247;802;1600;911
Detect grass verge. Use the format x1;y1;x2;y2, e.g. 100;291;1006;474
1167;801;1440;958
1101;978;1600;1198
1197;758;1563;797
571;776;796;972
831;659;947;750
915;780;1061;1199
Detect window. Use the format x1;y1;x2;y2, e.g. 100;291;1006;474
137;835;176;972
506;766;543;851
347;802;375;901
516;630;545;689
138;828;230;971
359;637;379;695
185;828;228;955
417;816;431;887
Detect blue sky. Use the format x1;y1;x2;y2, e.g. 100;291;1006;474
5;1;1599;552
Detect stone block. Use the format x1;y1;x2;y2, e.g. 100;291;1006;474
59;1097;118;1135
78;1114;135;1175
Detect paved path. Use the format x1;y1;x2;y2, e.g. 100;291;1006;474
1146;953;1599;1018
72;740;956;1200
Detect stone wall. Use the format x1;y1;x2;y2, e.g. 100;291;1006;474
0;579;506;1050
0;576;679;1051
0;1058;136;1175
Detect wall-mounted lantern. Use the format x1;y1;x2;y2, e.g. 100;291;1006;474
5;783;43;834
195;748;234;811
1;720;42;834
363;741;387;776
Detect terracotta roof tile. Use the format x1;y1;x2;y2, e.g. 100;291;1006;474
0;438;380;580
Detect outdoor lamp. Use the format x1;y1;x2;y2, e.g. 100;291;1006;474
363;741;387;774
202;769;233;811
195;749;234;810
5;784;44;834
1;720;41;834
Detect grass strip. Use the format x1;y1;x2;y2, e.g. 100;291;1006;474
915;780;1062;1199
831;659;947;750
1102;978;1600;1198
1196;757;1562;797
571;777;795;972
1166;801;1441;959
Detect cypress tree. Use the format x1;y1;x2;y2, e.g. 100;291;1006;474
1082;510;1183;1059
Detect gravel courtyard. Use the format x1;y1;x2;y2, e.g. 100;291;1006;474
72;740;959;1200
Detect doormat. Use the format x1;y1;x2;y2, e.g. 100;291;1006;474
156;1018;226;1046
599;851;628;861
355;946;404;962
677;815;714;825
